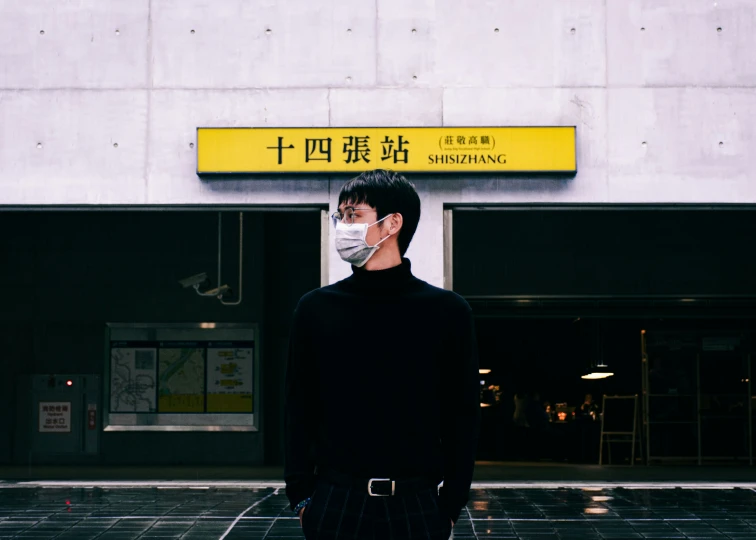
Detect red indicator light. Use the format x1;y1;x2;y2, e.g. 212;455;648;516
66;380;73;387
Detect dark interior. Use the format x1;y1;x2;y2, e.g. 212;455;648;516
0;209;322;466
454;207;756;464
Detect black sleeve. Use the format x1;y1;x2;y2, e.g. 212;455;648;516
284;299;318;511
438;301;481;523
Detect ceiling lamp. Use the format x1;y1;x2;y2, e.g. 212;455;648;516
581;363;614;380
581;320;615;380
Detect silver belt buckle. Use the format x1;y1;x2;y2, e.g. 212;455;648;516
367;478;395;497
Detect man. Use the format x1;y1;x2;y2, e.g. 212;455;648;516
285;169;480;539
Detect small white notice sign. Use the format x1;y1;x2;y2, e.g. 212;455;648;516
39;402;71;433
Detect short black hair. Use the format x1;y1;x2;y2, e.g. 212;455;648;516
338;169;421;256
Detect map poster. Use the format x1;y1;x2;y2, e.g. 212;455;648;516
110;343;158;413
206;342;254;413
158;343;206;413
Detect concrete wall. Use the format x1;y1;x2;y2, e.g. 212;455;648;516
2;0;756;287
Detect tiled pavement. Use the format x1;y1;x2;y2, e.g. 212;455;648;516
1;483;756;539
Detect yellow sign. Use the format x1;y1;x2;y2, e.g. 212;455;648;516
158;394;204;413
196;127;576;174
207;393;253;413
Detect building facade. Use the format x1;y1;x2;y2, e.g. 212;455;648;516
2;0;756;467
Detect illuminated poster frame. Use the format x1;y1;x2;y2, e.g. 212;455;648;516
104;323;259;432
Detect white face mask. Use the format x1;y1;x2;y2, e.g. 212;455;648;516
334;214;393;267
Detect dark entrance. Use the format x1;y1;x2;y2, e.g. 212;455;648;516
452;206;756;465
0;209;322;468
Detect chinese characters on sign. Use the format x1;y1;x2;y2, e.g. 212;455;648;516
266;137;294;165
197;127;577;174
306;138;332;163
265;135;414;165
266;133;493;165
380;136;409;163
39;401;72;433
443;135;490;146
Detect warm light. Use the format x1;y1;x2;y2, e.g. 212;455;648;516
591;496;613;502
584;507;609;515
479;369;492;374
581;372;614;380
66;380;73;387
480;403;491;408
557;412;567;421
473;501;489;511
641;329;646;334
200;322;216;329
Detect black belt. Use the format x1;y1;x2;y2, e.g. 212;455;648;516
317;469;440;497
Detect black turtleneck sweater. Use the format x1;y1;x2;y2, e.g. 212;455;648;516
284;258;480;523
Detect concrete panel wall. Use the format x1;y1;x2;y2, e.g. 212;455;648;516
151;0;377;88
607;88;756;202
148;89;330;203
2;0;756;287
607;0;756;87
0;0;149;88
0;90;149;204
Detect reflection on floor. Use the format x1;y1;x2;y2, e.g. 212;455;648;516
1;484;756;539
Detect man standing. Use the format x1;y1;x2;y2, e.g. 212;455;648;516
285;169;480;539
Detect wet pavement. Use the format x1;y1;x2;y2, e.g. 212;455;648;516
1;483;756;539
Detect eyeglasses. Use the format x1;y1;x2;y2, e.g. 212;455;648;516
330;207;375;228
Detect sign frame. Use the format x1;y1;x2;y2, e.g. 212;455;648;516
196;125;577;176
104;323;259;432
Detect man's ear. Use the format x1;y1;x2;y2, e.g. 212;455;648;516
387;213;403;235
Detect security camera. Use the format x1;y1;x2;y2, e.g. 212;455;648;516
179;272;210;289
204;285;231;297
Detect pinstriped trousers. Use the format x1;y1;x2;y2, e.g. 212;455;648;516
301;479;453;540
